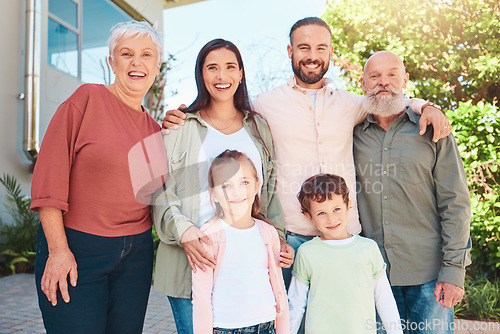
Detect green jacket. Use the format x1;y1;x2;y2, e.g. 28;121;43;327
152;110;285;298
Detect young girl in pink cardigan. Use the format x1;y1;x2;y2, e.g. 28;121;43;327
191;150;289;334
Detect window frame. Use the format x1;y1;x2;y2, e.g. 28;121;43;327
47;0;148;80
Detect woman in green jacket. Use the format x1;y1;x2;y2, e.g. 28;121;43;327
152;39;292;334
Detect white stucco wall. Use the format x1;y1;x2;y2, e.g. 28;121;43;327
0;0;33;224
0;0;165;224
128;0;165;29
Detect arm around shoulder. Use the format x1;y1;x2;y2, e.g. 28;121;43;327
408;98;451;141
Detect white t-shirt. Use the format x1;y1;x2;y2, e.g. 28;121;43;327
302;87;319;107
197;121;263;227
212;219;276;328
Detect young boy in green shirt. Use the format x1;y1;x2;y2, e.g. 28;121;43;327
288;173;402;334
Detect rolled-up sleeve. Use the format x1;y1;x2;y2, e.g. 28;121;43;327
434;134;471;288
30;100;84;214
152;132;196;246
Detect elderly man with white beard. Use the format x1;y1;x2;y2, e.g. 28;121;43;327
353;51;471;334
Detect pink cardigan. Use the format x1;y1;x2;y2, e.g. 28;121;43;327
192;218;290;334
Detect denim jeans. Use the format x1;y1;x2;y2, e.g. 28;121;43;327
213;320;275;334
282;232;314;289
167;295;193;334
377;279;455;334
35;224;154;334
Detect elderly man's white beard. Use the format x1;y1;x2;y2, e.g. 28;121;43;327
362;85;407;117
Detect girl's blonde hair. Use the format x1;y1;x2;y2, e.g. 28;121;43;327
208;150;271;225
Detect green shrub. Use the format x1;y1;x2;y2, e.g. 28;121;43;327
446;101;500;277
0;174;39;274
456;276;500;321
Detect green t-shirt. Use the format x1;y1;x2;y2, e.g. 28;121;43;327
292;235;386;334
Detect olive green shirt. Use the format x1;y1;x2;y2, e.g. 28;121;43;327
353;107;471;288
152;110;285;298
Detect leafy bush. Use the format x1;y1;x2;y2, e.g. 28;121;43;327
146;55;178;122
455;276;500;321
446;101;500;277
323;0;500;108
0;174;39;274
152;225;160;259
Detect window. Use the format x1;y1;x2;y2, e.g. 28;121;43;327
48;0;133;83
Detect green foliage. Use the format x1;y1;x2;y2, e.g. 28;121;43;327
146;54;178;122
0;174;39;274
323;0;500;108
152;225;160;259
455;276;500;320
446;102;500;277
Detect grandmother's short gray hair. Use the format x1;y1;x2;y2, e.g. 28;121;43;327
108;21;163;60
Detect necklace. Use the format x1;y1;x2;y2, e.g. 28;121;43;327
204;109;239;132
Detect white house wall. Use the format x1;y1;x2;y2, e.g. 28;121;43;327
127;0;165;28
0;0;165;224
0;0;33;217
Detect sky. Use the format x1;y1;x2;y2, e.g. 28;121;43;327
162;0;341;108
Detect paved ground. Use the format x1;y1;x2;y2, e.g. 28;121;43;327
1;274;499;333
0;274;175;333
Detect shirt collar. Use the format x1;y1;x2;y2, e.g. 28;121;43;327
362;106;417;131
286;75;334;93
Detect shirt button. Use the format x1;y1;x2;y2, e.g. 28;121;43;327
383;170;387;175
384;147;388;151
383;195;388;200
384;220;389;225
385;244;390;249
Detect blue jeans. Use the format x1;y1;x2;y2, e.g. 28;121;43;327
378;279;455;334
167;296;193;334
213;320;275;334
282;232;314;289
35;224;154;334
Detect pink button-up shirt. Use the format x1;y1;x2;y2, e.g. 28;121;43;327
253;76;426;237
253;76;366;236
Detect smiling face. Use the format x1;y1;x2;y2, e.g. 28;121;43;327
287;24;333;89
361;51;410;116
305;195;351;240
109;34;160;100
210;160;260;226
202;48;243;105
